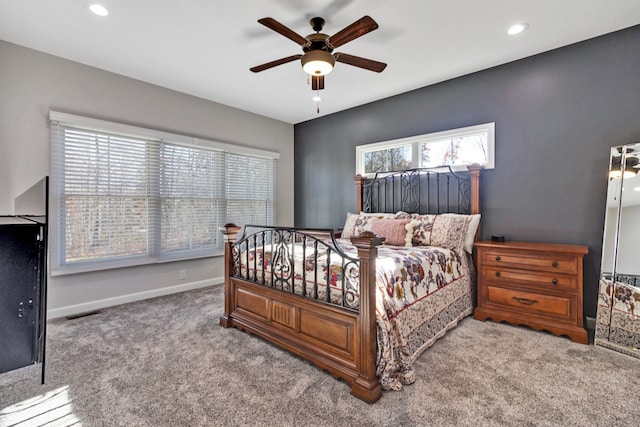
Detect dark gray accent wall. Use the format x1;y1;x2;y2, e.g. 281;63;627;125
294;25;640;319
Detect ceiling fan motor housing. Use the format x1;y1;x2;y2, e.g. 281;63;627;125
303;32;333;51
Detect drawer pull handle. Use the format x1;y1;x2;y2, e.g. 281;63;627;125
495;256;501;261
551;261;558;267
495;271;501;277
551;279;558;285
512;297;538;306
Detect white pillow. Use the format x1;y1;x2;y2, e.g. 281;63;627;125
341;212;359;239
464;214;481;253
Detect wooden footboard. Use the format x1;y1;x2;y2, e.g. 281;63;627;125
220;225;384;403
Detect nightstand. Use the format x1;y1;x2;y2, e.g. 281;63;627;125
474;241;589;344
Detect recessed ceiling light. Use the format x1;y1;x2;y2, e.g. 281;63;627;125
312;95;322;102
507;23;528;35
634;186;640;192
88;3;109;17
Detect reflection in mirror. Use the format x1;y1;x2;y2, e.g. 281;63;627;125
596;142;640;357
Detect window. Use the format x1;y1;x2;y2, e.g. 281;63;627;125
49;112;277;275
356;123;495;175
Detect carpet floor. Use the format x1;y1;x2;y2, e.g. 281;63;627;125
1;285;639;426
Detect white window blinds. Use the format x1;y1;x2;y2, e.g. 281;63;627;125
49;112;278;275
159;144;226;258
226;153;276;227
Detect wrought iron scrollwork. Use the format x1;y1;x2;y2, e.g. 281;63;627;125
272;229;294;291
400;170;420;213
230;225;361;311
456;176;472;214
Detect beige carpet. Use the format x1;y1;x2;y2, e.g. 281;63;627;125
1;285;639;426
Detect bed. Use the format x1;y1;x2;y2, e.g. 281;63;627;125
219;165;481;403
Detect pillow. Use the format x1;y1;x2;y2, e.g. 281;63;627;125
352;214;381;237
408;214;436;246
369;218;413;246
395;211;480;253
343;212;397;239
341;212;360;239
430;214;472;254
464;214;481;253
431;213;480;253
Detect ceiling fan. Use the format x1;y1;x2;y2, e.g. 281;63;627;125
250;15;387;91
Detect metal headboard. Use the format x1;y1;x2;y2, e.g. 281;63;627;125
359;167;475;215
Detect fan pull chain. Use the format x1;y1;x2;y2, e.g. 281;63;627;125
307;76;321;114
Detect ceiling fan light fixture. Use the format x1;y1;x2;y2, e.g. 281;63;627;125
301;51;335;76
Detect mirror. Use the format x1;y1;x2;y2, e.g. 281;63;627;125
595;142;640;357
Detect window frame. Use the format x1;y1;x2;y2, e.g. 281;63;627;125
355;122;495;176
49;111;278;276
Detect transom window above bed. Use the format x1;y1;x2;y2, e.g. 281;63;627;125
355;122;495;175
49;111;278;275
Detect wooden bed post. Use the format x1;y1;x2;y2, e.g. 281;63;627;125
467;164;481;215
349;231;385;403
467;164;482;246
219;223;241;328
354;174;365;212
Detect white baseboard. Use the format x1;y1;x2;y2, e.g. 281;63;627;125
48;277;224;319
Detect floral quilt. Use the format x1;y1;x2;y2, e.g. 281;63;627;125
236;239;475;391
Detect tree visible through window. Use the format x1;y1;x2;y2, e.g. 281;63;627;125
420;134;488;168
364;145;412;174
356;123;494;175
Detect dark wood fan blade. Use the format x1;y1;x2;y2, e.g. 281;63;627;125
258;17;309;46
311;75;325;90
334;52;386;72
250;55;302;73
327;16;378;48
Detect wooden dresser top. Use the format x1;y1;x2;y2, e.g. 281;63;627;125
474;240;588;255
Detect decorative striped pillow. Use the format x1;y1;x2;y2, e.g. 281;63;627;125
369;218;413;246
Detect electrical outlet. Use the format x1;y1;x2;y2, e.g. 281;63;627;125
179;269;186;280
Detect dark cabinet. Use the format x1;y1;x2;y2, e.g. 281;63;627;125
0;218;47;375
1;177;49;381
0;218;46;373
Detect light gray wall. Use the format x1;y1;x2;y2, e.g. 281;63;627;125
294;25;640;319
0;40;294;317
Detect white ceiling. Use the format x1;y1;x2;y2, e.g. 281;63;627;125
1;0;639;124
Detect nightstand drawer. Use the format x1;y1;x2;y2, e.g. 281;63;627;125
482;267;576;291
481;250;577;274
485;285;573;322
